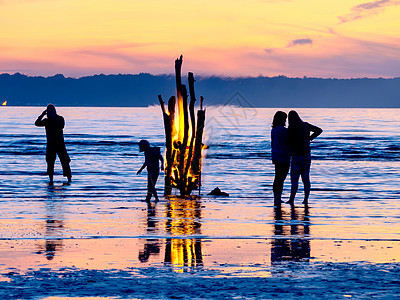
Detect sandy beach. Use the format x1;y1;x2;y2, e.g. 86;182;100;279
0;107;400;299
1;192;400;299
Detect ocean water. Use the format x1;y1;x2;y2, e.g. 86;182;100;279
0;106;400;297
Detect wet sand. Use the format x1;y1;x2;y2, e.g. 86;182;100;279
1;183;400;299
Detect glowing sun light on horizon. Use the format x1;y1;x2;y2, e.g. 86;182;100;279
2;101;7;106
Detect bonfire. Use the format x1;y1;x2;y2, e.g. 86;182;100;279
158;55;206;196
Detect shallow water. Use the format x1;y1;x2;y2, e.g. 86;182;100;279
0;106;400;298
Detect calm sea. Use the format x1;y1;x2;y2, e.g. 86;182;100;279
0;106;399;272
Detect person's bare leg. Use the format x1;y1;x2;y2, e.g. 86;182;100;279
150;173;159;202
145;193;152;202
288;183;298;204
273;163;287;205
48;174;54;185
153;189;159;202
46;153;56;185
273;178;283;205
301;160;311;205
288;172;300;204
302;177;310;204
59;151;72;184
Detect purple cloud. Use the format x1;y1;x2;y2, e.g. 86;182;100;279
339;0;400;23
288;39;313;47
264;38;312;54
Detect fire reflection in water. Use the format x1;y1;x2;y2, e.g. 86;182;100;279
164;197;203;272
36;187;65;260
271;205;310;263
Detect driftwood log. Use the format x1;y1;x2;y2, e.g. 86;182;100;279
158;95;176;195
159;55;206;196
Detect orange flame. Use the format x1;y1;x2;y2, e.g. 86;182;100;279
1;101;6;106
168;94;199;194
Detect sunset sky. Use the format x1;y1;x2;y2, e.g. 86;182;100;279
0;0;399;78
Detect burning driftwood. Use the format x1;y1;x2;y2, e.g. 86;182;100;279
158;55;206;196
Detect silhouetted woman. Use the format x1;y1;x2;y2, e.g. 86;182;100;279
287;111;322;205
271;111;290;205
35;104;71;185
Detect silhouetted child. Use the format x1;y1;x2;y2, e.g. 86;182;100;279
137;140;164;201
35;104;71;185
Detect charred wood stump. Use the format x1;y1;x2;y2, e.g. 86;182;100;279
158;95;176;195
159;55;206;196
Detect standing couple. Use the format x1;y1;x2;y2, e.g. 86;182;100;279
271;111;322;206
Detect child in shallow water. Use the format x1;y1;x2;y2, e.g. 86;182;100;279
137;140;164;201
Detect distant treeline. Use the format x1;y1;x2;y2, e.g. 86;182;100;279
1;73;399;107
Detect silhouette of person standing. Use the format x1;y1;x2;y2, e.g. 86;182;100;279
287;111;322;205
271;111;290;206
137;140;164;201
271;205;310;263
35;104;71;185
138;201;160;263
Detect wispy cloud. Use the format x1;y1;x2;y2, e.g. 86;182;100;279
288;38;313;47
0;69;29;73
259;36;400;78
265;38;312;53
2;40;400;78
339;0;400;23
0;59;61;76
0;43;174;77
70;43;168;68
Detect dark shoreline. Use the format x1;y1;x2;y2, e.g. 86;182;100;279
1;73;400;108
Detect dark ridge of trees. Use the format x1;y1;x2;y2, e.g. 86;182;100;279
0;72;399;107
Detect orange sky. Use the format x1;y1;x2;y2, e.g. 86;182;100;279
0;0;399;78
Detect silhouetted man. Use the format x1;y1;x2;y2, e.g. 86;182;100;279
137;140;164;201
35;104;71;185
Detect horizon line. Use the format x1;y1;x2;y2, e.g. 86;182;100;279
1;72;399;81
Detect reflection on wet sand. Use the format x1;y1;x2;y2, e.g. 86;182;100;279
164;197;203;272
139;201;161;262
36;187;65;260
271;205;310;263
